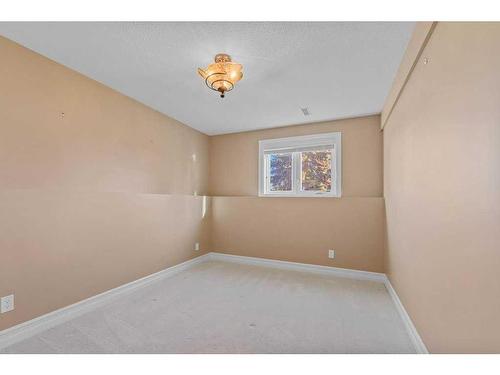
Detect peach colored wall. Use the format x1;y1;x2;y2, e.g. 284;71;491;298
209;116;385;272
209;115;383;197
381;22;436;128
0;36;211;331
383;22;500;353
212;197;385;272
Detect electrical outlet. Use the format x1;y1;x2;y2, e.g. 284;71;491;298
194;242;200;251
328;250;335;259
1;294;14;313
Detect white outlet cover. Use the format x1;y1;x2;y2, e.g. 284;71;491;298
328;250;335;259
1;294;14;313
194;242;200;251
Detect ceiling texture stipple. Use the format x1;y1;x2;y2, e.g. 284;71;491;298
0;22;414;135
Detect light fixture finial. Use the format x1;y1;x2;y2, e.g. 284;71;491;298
198;53;243;98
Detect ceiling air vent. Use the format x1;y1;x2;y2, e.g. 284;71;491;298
300;107;310;116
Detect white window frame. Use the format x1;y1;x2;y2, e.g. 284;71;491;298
258;132;342;198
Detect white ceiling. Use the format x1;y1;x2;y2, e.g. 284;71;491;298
0;22;414;135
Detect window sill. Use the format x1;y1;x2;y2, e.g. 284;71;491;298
258;193;341;198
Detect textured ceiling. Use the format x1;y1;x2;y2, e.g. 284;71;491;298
0;22;414;135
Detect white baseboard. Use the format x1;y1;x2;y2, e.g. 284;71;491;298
0;253;210;350
384;279;429;354
1;251;428;354
208;252;387;283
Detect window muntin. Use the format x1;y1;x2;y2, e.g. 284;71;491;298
259;132;341;197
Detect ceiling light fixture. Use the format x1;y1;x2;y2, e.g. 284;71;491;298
198;54;243;98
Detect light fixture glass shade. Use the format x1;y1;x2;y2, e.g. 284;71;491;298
198;54;243;98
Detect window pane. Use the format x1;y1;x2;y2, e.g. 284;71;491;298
268;153;292;191
301;150;332;192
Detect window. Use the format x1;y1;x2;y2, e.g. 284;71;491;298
258;132;341;197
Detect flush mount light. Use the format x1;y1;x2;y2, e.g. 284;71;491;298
198;54;243;98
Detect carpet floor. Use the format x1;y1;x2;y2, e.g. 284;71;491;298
1;260;415;353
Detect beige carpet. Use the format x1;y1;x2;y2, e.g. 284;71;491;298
1;260;415;353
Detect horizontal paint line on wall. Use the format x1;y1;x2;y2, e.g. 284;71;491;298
210;196;384;198
0;190;384;199
0;188;211;197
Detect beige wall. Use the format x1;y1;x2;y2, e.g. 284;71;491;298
381;22;436;128
0;36;211;331
209;116;385;272
383;22;500;353
3;23;499;353
0;35;385;332
212;197;385;272
209;115;383;197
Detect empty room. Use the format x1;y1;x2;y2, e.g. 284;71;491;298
1;2;500;372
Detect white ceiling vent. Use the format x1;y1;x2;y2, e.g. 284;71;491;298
301;107;311;116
